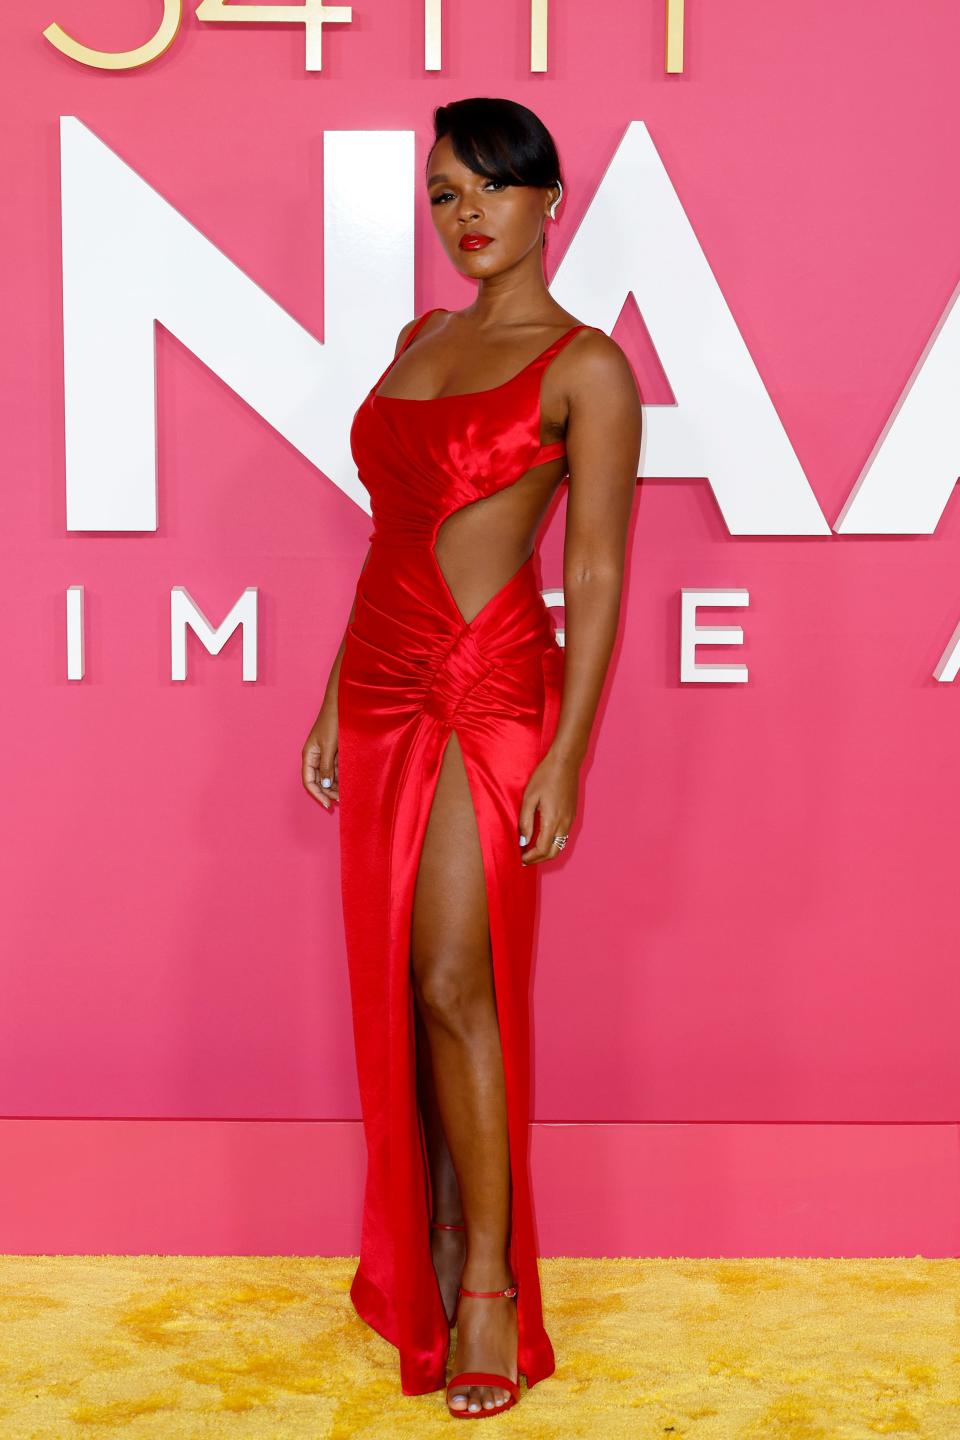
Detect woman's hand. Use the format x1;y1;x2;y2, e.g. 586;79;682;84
302;698;340;810
517;749;579;865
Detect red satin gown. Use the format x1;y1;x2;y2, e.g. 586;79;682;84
339;308;590;1396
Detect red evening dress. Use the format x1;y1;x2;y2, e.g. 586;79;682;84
340;308;591;1396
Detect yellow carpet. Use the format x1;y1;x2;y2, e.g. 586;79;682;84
0;1255;958;1437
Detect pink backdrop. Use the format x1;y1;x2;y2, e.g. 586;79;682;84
3;1;960;1251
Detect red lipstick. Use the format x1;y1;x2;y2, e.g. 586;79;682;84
459;233;494;250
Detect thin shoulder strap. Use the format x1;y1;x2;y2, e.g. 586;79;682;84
368;309;445;396
530;324;596;464
528;322;594;372
398;307;445;354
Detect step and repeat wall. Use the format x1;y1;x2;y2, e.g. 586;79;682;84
3;1;959;1251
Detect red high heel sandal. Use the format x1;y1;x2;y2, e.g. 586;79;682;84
430;1219;466;1328
445;1280;520;1419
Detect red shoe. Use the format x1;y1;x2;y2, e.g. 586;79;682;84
445;1280;520;1419
431;1219;466;1328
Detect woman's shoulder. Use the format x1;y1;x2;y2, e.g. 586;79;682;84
560;321;637;400
391;308;448;355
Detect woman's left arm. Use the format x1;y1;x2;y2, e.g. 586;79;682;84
518;332;642;864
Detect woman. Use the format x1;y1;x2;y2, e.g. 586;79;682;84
302;97;641;1419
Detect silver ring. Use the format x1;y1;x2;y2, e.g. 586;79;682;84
551;834;568;850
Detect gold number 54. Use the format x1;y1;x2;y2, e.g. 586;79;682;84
43;0;350;73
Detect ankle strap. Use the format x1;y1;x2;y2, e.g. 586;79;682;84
458;1282;518;1299
430;1219;465;1230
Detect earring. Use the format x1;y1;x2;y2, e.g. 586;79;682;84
548;180;563;220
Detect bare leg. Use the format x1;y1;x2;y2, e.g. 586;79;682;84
411;730;518;1415
415;1003;466;1321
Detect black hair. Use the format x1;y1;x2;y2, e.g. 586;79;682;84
429;97;563;245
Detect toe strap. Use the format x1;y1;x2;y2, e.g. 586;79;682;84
446;1372;519;1401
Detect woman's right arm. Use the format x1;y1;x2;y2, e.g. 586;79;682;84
301;542;371;810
